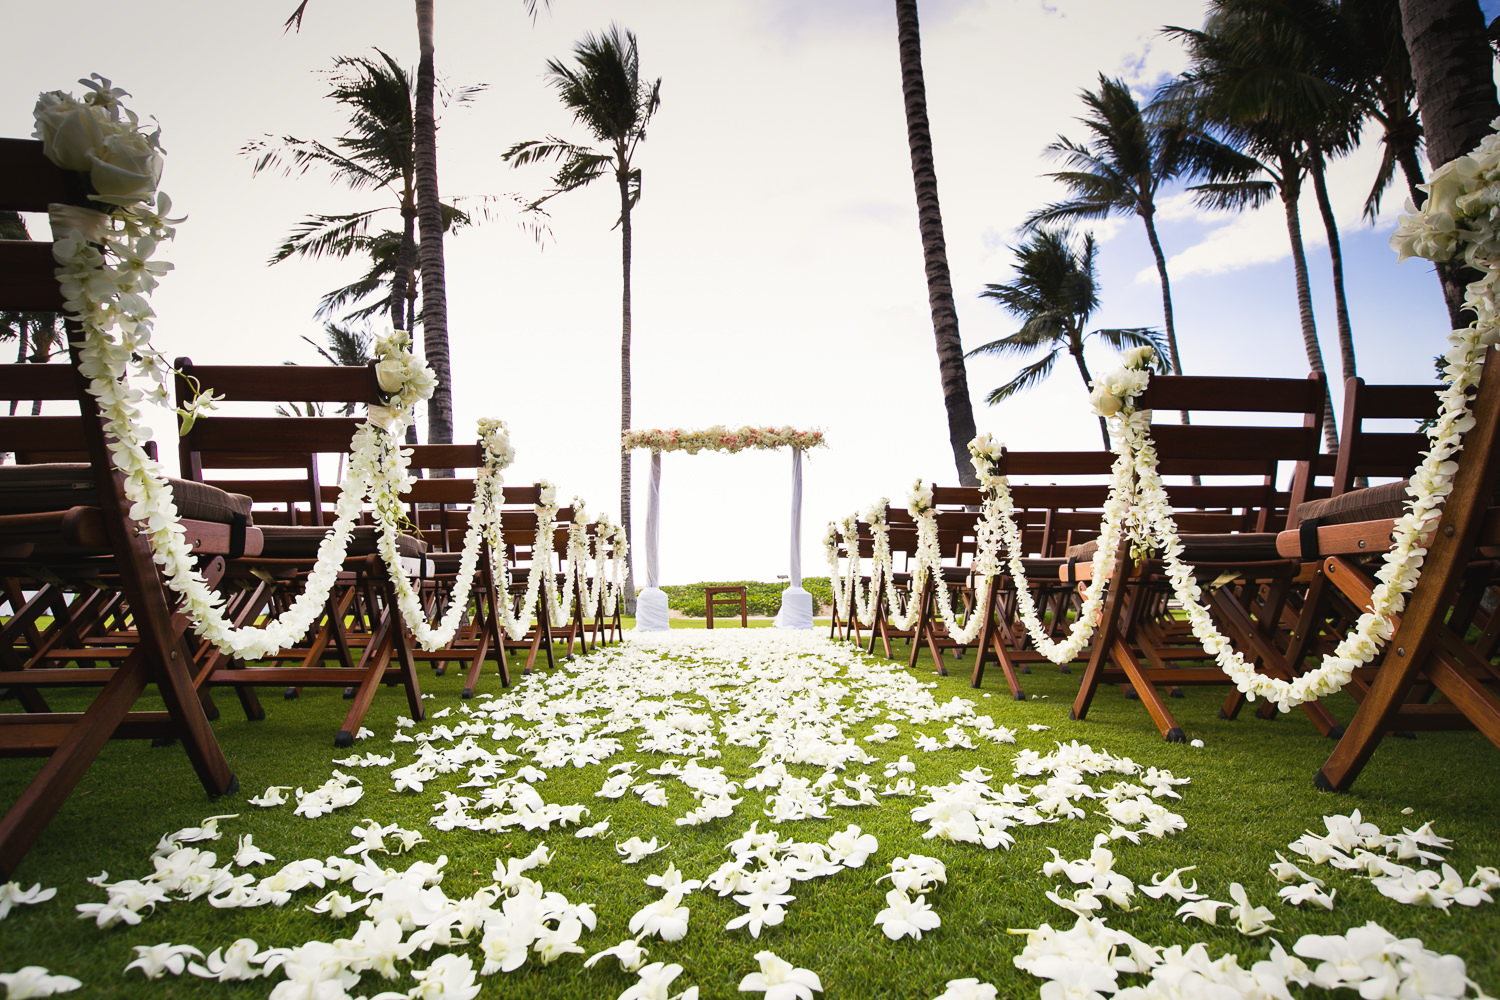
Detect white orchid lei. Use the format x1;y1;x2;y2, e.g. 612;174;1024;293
33;78;619;657
622;425;826;454
847;104;1500;694
831;445;1129;656
983;206;1488;709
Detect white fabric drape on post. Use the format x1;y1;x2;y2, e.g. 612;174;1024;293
635;450;670;630
789;446;802;587
775;447;813;629
646;450;661;588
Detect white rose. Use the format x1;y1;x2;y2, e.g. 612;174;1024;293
35;93;116;172
1090;385;1122;417
1122;345;1155;370
375;355;407;394
88;130;163;205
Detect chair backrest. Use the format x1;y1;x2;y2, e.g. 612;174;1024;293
1136;373;1327;532
1330;376;1439;496
175;358;382;525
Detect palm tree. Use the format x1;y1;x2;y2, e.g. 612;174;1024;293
895;0;980;488
967;230;1165;449
284;1;547;449
245;52;482;341
1024;74;1259;384
503;23;660;612
1161;0;1350;451
1397;0;1499;322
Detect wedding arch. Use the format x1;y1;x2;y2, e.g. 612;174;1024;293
622;426;826;630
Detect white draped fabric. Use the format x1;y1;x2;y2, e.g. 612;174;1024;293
636;451;670;631
645;450;662;589
774;448;813;629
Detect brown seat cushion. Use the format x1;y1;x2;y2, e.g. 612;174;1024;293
1067;533;1281;563
0;463;252;523
427;551;468;574
1065;539;1099;561
1295;479;1409;526
257;524;427;560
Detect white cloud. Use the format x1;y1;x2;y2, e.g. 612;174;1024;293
1141;141;1408;283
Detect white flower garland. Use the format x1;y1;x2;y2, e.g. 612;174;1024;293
974;438;1134;665
35;77;620;658
847;99;1500;699
1107;327;1488;710
622;425;826;454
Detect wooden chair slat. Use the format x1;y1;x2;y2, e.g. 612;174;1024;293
0;139;74;211
0;242;66;312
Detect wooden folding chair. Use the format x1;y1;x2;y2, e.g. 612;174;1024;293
865;508;919;660
390;444;511;699
1068;373;1340;742
173;359;425;746
959;451;1116;695
0;137;241;877
903;504;982;677
1265;373;1500;789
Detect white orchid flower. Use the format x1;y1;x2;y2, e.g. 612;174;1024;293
0;883;56;920
247;786;291;808
586;939;652;973
874;888;941;941
1175;897;1228;926
0;967;83;997
1226;882;1276;936
628;891;691;942
617;837;667;864
186;939;270;981
1279;882;1337;910
646;864;702;895
738;950;822;1000
229;834;275;868
931;979;998;1000
123;943;201;979
619;961;698;1000
1139;866;1205;902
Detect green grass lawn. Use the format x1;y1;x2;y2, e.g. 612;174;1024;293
2;623;1498;999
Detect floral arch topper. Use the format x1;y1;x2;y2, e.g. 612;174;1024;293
621;426;826;455
622;426;827;631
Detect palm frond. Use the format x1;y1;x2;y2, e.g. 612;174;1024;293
269;209;386;265
983;350;1061;405
1188;179;1277;211
1090;326;1167;359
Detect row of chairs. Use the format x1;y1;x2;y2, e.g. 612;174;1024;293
830;369;1500;790
0;136;621;876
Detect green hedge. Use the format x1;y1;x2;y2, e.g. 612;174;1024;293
661;577;832;617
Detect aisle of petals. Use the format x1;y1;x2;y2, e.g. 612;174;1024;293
0;630;1493;999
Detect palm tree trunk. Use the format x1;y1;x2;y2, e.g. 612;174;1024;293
1141;206;1193;440
1395;142;1425;207
1310;151;1356;384
413;0;454;453
1141;209;1181;377
390;199;416;332
9;322;25;417
1399;0;1499;328
895;0;979;488
1070;343;1108;450
619;168;637;614
1279;155;1339;453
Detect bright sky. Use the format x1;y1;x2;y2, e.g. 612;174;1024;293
0;0;1464;584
